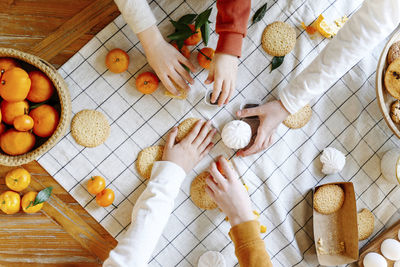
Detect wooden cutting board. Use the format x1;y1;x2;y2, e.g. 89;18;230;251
0;0;121;265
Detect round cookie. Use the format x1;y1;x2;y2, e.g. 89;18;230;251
313;184;345;215
388;41;400;65
262;21;296;57
190;172;217;210
357;209;374;241
176;118;200;142
391;100;400;124
71;109;110;147
385;58;400;100
283;104;312;129
136;145;164;179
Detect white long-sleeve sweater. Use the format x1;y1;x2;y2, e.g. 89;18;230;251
103;161;186;267
114;0;156;34
279;0;400;114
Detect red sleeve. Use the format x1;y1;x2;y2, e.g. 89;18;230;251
215;0;251;57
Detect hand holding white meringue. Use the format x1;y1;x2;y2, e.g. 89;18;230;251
221;120;251;149
320;147;346;175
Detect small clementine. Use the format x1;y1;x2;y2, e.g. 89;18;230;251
21;191;44;213
0;191;20;214
1;100;29;125
0;129;35;156
0;58;18;76
27;71;54;103
29;105;59;137
0;67;31;102
135;72;159;94
184;24;202;46
172;43;191;59
105;48;129;73
13;114;34;131
87;176;106;195
197;47;215;69
96;188;115;207
5;168;31;192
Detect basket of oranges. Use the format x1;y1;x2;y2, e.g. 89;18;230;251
0;48;71;166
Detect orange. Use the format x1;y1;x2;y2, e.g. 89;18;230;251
1;100;29;125
0;58;18;76
172;43;191;59
14;115;34;131
0;67;31;102
0;129;35;156
184;24;202;46
87;176;106;195
96;188;115;207
0;191;20;214
105;48;129;73
21;191;44;213
29;104;59;137
5;168;31;192
0;123;6;135
135;72;159;94
197;47;215;69
27;71;55;103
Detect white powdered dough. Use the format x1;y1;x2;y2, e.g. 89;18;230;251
198;251;226;267
221;120;251;149
320;147;346;175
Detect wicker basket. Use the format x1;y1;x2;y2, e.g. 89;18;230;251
0;48;71;166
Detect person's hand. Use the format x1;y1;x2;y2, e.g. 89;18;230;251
236;100;290;157
137;25;195;95
162;120;216;173
205;53;238;106
205;156;254;227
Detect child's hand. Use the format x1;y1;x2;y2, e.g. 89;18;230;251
205;53;238;106
137;25;195;95
236;100;289;157
162;120;216;173
206;156;254;227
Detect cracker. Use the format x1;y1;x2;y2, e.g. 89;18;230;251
390;100;400;124
71;110;110;147
385;58;400;100
313;184;345;215
283;104;312;129
190;172;217;210
176;118;200;142
357;208;374;241
164;81;188;100
136;145;164;179
388;41;400;65
262;21;296;57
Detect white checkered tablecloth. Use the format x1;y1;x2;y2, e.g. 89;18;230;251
38;0;400;266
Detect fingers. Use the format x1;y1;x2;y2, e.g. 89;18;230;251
205;70;214;85
193;120;212;147
225;82;235;105
237;130;266;157
170;71;189;91
205;183;216;199
178;54;195;73
236;106;261;119
198;128;217;152
217;156;236;181
218;81;230;106
161;76;179;95
211;79;222;104
200;142;214;158
183;119;204;144
166;127;178;148
176;63;194;85
209;162;227;189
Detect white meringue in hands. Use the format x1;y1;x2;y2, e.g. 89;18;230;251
221;120;251;149
320;147;346;175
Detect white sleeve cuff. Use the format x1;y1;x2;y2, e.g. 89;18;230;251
114;0;157;34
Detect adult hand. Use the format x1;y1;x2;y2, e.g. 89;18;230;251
137;25;195;95
206;156;254;227
236;100;290;157
205;53;238;106
162;120;216;173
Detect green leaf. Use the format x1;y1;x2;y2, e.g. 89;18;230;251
252;3;267;24
170;20;191;31
200;21;210;46
181;64;191;73
195;8;212;30
33;186;53;206
30;101;48;110
167;30;193;41
176;39;184;50
271;56;284;72
178;14;197;24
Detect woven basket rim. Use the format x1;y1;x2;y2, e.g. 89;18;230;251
0;47;71;166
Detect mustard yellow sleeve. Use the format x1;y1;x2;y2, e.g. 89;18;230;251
229;220;272;267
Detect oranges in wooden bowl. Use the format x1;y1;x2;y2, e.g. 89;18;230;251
0;48;71;166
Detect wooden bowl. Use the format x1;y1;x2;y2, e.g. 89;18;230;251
376;30;400;138
0;48;71;166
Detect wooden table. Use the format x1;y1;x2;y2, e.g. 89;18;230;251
0;0;121;265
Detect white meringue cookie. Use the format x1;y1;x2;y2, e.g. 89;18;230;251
198;251;226;267
221;120;251;149
320;147;346;175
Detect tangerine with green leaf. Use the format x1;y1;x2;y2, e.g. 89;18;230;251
197;47;214;69
184;24;202;46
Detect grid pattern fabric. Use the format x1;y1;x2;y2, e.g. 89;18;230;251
38;0;400;266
